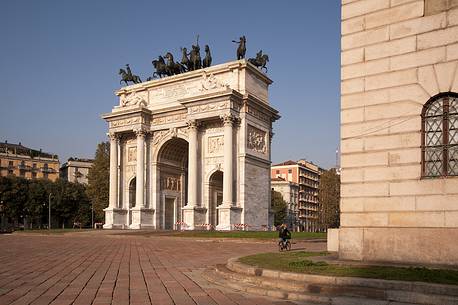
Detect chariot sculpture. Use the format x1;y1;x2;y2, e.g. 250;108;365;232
119;35;269;85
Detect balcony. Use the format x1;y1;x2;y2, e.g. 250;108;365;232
41;167;56;173
18;164;32;171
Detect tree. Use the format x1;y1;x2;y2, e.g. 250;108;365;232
0;176;90;229
271;189;288;227
318;169;341;231
86;142;110;223
1;176;29;227
51;179;90;228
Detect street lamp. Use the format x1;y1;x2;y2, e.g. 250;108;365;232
91;201;94;230
48;193;52;230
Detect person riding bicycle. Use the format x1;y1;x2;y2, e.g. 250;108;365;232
278;224;291;246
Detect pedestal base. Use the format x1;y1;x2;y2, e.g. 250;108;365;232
129;207;155;229
182;206;207;230
216;206;242;231
103;207;127;229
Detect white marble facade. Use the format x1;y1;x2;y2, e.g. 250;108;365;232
103;60;280;230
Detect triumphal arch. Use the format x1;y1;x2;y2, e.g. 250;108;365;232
102;60;279;230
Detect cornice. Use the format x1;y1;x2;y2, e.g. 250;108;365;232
114;59;272;96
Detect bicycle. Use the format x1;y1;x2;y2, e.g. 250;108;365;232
278;238;291;251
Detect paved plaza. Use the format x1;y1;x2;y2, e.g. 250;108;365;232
0;232;325;305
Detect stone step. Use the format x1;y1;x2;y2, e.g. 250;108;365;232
205;262;458;305
204;266;418;305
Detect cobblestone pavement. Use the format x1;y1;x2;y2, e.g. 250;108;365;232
0;232;325;305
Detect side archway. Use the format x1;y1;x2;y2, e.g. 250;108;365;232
208;170;223;228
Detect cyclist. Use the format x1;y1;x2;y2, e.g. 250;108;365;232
278;223;291;249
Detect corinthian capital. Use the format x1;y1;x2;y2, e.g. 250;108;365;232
220;113;235;126
133;128;146;138
107;132;119;142
186;120;201;130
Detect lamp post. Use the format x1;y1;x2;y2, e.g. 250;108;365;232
91;201;94;230
48;193;52;230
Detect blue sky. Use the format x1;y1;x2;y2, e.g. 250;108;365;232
0;0;341;169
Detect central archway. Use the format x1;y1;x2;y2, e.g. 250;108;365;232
156;137;189;230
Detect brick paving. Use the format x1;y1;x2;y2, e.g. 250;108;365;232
0;233;325;305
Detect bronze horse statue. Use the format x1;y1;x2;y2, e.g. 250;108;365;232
119;68;141;85
151;56;168;78
248;50;269;73
164;52;185;75
202;45;212;68
180;47;191;72
232;35;246;60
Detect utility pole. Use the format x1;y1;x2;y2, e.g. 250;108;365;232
48;193;52;230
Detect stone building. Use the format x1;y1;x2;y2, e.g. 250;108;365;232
102;60;279;230
0;141;59;181
271;177;299;230
60;158;94;184
339;0;458;265
271;160;321;231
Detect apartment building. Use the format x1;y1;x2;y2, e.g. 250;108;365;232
0;141;59;181
271;160;321;232
60;158;94;184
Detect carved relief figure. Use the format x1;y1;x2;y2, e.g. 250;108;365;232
247;125;267;154
121;91;147;107
128;146;137;162
161;175;180;191
199;71;229;91
208;136;224;154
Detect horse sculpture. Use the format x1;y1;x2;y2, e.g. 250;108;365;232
202;45;212;68
119;68;142;85
152;56;168;78
248;50;269;73
164;52;185;76
180;47;191;72
232;35;246;60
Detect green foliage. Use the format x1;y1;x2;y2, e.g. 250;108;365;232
86;141;110;223
0;176;90;229
271;189;288;226
318;169;340;230
239;251;458;285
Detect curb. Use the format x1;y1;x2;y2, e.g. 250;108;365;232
203;256;458;305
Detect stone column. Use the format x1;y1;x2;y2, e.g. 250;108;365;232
216;114;241;231
187;120;199;207
182;120;203;230
222;114;234;206
135;129;146;208
109;132;118;208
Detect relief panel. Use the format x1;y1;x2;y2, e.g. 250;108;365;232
247;125;267;154
127;146;137;162
208;136;224;154
160;175;181;191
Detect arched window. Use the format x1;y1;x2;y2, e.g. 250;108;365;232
422;92;458;177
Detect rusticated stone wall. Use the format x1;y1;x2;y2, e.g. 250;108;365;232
340;0;458;265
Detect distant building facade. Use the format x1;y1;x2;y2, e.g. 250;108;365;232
0;141;59;181
60;158;94;184
271;160;321;232
271;177;299;231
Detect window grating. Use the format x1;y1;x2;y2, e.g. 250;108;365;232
422;93;458;177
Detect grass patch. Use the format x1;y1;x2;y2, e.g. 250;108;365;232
239;251;458;285
115;230;326;240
